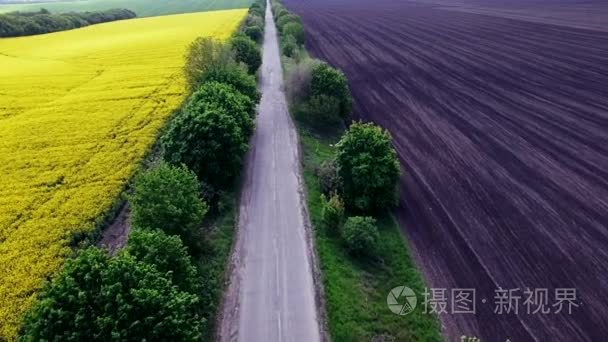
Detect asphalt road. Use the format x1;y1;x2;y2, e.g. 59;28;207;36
219;2;321;341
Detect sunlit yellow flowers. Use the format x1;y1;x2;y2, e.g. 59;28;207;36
0;9;246;339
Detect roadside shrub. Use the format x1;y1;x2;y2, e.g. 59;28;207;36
277;13;301;33
249;3;264;18
230;35;262;74
126;229;200;294
321;193;345;231
336;122;400;213
162;104;248;188
282;21;304;45
310;62;352;118
285;58;320;104
20;248;203;341
342;216;378;255
275;8;289;21
184;37;235;90
130;162;208;248
297;94;342;127
249;8;264;18
282;34;297;57
187;81;254;137
244;25;263;43
249;2;262;11
200;64;260;103
276;13;299;30
245;14;263;28
316;158;341;195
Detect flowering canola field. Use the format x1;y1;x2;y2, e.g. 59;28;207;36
0;9;246;339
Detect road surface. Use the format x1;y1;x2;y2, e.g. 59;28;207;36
219;2;322;341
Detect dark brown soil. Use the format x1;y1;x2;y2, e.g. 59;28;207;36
98;203;130;254
284;0;608;340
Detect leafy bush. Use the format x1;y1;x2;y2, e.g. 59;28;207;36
126;229;200;294
200;64;260;103
187;81;254;137
130;162;208;248
321;193;345;231
230;35;262;74
249;8;264;18
282;33;297;57
245;14;263;28
341;216;378;255
285;58;320;104
20;248;203;341
184;37;235;90
244;25;263;43
316;158;341;195
310;62;352;118
297;94;342;127
336;122;400;212
274;6;289;20
162;103;248;188
282;21;304;45
277;13;301;33
249;3;264;18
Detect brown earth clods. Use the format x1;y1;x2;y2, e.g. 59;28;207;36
284;0;608;340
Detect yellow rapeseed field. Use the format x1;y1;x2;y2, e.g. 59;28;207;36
0;9;246;339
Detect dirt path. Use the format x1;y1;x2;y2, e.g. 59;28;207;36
218;2;321;341
98;203;130;254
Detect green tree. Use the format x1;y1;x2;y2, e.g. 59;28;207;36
336;122;400;212
282;33;297;57
310;63;352;118
342;216;378;255
245;14;263;29
277;13;301;33
20;248;203;341
249;3;264;18
186;81;254;137
200;64;260;103
126;229;200;294
297;94;341;127
243;25;263;43
230;35;262;74
183;37;235;90
162;105;248;188
282;21;304;45
274;6;289;20
130;162;208;248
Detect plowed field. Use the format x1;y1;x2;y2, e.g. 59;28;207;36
284;0;608;340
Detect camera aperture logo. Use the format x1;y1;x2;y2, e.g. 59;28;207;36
387;286;417;315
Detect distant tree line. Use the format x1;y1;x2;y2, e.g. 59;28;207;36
0;8;136;38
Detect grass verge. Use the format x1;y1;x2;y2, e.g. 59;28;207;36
197;192;238;341
298;127;441;341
